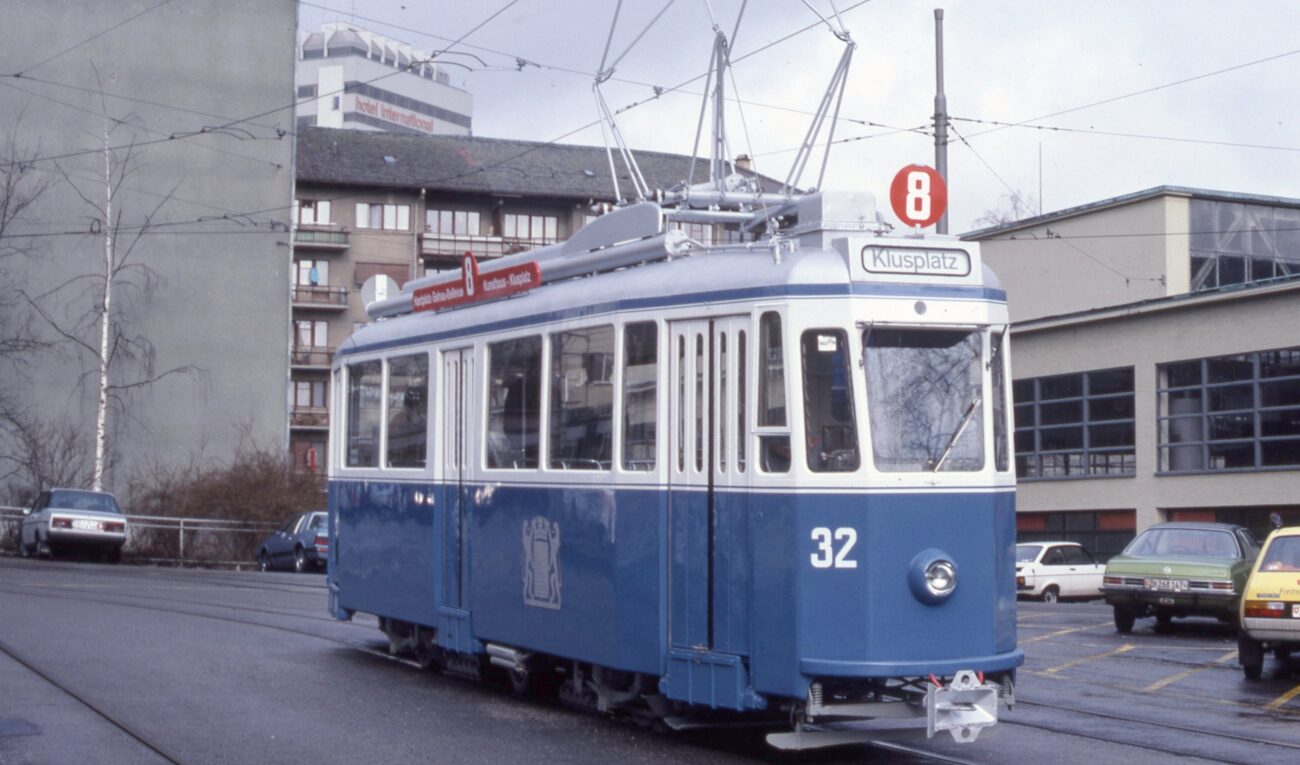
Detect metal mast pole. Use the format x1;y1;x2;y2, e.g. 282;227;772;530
934;8;949;234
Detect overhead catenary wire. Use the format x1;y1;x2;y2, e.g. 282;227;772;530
950;116;1300;154
8;0;178;78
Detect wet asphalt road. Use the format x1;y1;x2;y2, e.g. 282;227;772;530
3;555;1300;765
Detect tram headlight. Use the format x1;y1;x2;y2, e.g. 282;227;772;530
909;548;958;605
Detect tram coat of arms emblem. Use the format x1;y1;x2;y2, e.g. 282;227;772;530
523;517;561;609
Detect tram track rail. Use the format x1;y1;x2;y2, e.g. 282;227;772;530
1005;696;1300;765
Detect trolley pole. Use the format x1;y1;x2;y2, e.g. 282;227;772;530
934;8;949;234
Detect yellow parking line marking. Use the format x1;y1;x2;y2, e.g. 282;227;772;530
1267;683;1300;710
1043;643;1134;675
1021;620;1114;644
1142;650;1238;692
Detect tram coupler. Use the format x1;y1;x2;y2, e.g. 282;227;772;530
925;670;1000;743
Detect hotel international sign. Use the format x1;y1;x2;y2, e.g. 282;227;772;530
354;95;436;134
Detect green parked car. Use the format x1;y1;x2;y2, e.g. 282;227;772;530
1101;522;1260;633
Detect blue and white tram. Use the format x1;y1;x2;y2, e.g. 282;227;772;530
326;191;1022;746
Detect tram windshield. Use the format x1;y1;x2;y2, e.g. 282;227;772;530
864;328;985;472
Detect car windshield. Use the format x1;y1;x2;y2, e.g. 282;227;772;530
1260;536;1300;572
1124;528;1240;559
308;513;327;531
1016;545;1042;563
50;490;120;514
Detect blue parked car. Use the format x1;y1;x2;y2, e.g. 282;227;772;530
256;511;328;573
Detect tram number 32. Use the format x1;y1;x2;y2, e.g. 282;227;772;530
810;527;858;569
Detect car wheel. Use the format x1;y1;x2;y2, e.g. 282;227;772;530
1113;607;1136;634
1276;646;1292;663
1042;586;1059;604
1239;633;1264;680
19;536;33;558
294;547;306;573
258;550;271;572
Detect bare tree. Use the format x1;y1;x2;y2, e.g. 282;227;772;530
20;75;196;492
0;113;53;365
972;190;1039;229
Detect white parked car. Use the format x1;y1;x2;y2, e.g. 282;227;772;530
1016;541;1105;602
19;488;128;563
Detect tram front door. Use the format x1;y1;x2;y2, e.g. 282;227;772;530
668;316;749;651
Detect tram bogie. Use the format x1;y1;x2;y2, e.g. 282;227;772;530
327;190;1021;747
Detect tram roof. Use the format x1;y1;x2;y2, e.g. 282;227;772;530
296;126;780;201
340;238;1004;357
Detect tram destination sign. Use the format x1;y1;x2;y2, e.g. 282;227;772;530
861;246;971;278
412;252;541;313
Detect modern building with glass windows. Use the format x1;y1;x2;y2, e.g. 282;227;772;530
295;23;473;136
965;187;1300;557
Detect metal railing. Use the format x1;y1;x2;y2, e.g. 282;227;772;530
293;227;349;248
291;285;349;307
1;506;279;567
419;232;558;260
291;406;329;428
290;346;334;368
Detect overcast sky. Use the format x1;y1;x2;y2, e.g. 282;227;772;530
299;0;1300;232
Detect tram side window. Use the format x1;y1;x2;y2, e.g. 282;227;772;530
801;330;860;472
386;353;429;469
623;322;658;471
550;326;614;470
346;360;383;468
487;336;542;469
991;329;1010;472
758;311;791;473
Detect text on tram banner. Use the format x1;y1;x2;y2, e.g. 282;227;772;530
412;252;542;312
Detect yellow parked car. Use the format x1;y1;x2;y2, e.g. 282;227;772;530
1237;526;1300;679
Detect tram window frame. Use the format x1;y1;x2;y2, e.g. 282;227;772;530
756;310;791;474
622;321;658;471
385;352;431;470
486;335;543;470
800;329;860;473
549;325;615;471
345;359;383;468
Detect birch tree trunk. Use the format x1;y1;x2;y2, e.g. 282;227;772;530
93;118;113;491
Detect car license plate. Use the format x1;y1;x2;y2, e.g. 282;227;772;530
72;519;100;531
1143;578;1188;592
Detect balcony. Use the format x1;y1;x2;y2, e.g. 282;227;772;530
293;226;349;250
291;285;349;310
291;346;333;369
419;232;558;269
290;406;329;430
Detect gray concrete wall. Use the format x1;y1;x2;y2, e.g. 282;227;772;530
0;0;297;500
1011;285;1300;531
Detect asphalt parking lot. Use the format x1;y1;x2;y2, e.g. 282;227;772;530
4;557;1300;765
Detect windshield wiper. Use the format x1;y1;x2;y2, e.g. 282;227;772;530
932;394;981;472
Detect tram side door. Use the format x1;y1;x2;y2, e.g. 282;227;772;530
441;347;474;610
668;316;747;651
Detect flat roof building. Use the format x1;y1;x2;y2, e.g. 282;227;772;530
296;23;473;137
965;187;1300;556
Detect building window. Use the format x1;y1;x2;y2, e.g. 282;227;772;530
426;209;481;236
674;221;715;244
294;380;327;408
1189;199;1300;292
1158;347;1300;472
355;202;410;231
1014;367;1135;479
502;213;558;244
296;199;331;226
294;259;329;286
295;320;328;348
